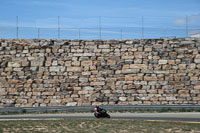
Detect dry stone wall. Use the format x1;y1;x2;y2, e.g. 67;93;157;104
0;38;200;107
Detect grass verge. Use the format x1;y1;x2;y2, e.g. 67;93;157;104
0;118;199;133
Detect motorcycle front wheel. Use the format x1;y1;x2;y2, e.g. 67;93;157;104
106;114;110;118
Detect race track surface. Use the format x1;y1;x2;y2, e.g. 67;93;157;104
0;112;200;123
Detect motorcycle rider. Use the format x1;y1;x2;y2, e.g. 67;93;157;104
95;105;103;114
94;105;110;118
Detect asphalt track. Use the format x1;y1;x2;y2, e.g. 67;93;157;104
1;105;200;113
0;113;200;123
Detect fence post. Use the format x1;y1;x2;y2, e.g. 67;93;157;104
142;16;144;39
120;29;122;40
78;28;81;40
16;16;19;39
58;16;60;39
38;28;40;39
185;15;188;38
164;28;166;38
99;16;101;40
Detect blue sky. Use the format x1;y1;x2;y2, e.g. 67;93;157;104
0;0;200;39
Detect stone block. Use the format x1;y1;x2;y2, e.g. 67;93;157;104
82;53;95;56
134;81;147;85
149;90;158;94
8;80;19;84
50;99;61;104
90;82;105;86
81;61;92;66
30;67;38;71
50;66;60;72
178;90;189;94
52;60;58;66
159;60;168;64
0;88;6;96
92;102;103;106
143;101;152;104
122;69;140;74
190;77;198;80
102;49;110;53
99;45;110;49
8;62;21;67
65;61;71;66
194;59;200;63
66;102;77;106
71;94;79;98
79;78;88;83
82;71;91;75
16;99;27;104
40;103;47;107
144;76;158;81
60;66;66;72
178;64;186;69
154;70;169;74
190;89;200;94
10;50;16;54
144;48;152;52
196;54;200;58
2;99;15;104
46;48;51;53
78;91;88;95
0;77;6;82
168;60;175;65
169;52;177;56
21;61;30;67
72;61;80;66
166;96;177;101
133;76;143;80
122;65;130;69
107;60;116;65
125;76;134;81
73;53;83;56
122;56;134;60
13;68;23;71
58;49;64;53
67;67;82;72
130;64;147;69
42;92;55;96
137;90;146;94
33;92;41;96
102;90;111;94
22;50;29;54
134;59;142;63
119;97;127;102
85;41;94;45
31;60;44;67
194;85;200;90
83;86;94;91
74;87;81;90
193;97;200;101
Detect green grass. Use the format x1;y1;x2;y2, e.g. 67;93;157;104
0;119;199;133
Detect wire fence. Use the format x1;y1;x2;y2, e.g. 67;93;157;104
0;16;200;40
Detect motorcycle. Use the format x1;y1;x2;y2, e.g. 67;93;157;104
93;107;110;118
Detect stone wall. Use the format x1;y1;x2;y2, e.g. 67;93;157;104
0;38;200;107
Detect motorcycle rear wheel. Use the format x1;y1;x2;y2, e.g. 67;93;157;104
94;113;100;118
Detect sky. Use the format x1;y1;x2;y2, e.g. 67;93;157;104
0;0;200;39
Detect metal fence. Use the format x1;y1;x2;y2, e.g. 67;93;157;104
0;16;199;40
